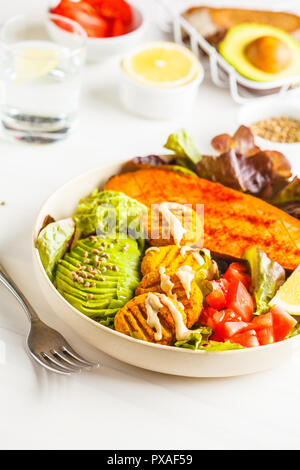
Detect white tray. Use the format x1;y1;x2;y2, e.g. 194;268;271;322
157;0;300;103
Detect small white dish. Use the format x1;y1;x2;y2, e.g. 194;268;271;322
119;69;204;120
32;161;300;377
238;99;300;171
48;0;147;62
119;42;204;120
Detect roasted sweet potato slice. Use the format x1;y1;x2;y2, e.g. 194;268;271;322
105;169;300;270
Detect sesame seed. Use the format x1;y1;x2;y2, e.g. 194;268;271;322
99;276;105;281
87;294;93;300
94;255;99;262
99;246;104;251
88;266;94;273
84;258;90;264
58;259;62;264
96;261;100;267
84;281;90;287
91;282;96;288
112;265;119;272
101;266;107;272
84;251;88;258
110;244;114;249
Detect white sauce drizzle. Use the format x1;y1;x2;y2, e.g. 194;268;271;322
180;245;194;257
145;293;199;342
192;251;205;266
176;265;195;299
159;294;195;341
145;293;163;341
159;202;192;247
159;267;176;301
145;246;160;254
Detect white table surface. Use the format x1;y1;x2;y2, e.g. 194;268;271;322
1;0;300;450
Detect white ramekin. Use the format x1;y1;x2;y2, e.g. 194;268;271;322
119;62;204;120
238;99;300;173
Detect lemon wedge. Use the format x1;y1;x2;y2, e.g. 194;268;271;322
14;47;61;82
270;265;300;315
122;41;200;88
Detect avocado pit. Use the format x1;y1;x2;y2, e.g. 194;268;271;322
244;35;292;74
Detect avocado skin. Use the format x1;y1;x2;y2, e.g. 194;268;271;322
55;236;141;327
219;22;300;82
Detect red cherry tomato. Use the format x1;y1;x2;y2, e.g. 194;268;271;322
226;280;254;322
224;262;251;289
87;0;133;24
51;0;109;37
111;18;126;36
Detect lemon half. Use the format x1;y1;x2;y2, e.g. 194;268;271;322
270;265;300;315
122;41;200;88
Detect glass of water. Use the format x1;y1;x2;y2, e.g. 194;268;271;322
0;14;86;143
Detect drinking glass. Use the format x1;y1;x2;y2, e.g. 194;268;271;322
0;14;86;143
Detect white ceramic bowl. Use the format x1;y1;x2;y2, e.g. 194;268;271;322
48;0;147;62
238;99;300;173
32;162;300;377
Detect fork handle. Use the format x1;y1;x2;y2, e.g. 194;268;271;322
0;262;39;322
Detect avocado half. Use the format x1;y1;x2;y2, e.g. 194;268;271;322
219;23;300;82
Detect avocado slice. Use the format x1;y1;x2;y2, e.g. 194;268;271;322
55;236;141;327
37;218;75;281
74;189;148;250
219;23;300;82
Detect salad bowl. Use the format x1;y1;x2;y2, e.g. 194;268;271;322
32;162;300;377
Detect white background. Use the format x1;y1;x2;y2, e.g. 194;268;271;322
0;0;300;450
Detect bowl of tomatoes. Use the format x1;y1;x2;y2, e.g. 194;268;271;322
49;0;147;61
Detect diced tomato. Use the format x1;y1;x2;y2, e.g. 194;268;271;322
230;329;260;348
206;287;226;310
51;0;110;37
224;262;251;289
215;320;249;339
206;278;229;310
270;306;297;342
199;306;217;327
111;18;126;36
256;327;275;345
251;312;273;331
226;280;254;322
88;0;133;24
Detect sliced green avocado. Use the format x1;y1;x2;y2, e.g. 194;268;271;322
219;23;300;82
37;218;75;281
74;189;148;250
55;236;141;327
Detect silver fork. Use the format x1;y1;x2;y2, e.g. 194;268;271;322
0;262;99;375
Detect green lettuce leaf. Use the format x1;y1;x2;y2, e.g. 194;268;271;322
37;218;75;281
164;129;202;169
286;322;300;339
194;249;219;298
175;333;244;351
268;177;300;204
199;340;244;351
74;190;148;249
243;246;285;315
174;327;212;350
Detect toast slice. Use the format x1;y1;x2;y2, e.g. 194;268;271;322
182;7;300;47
